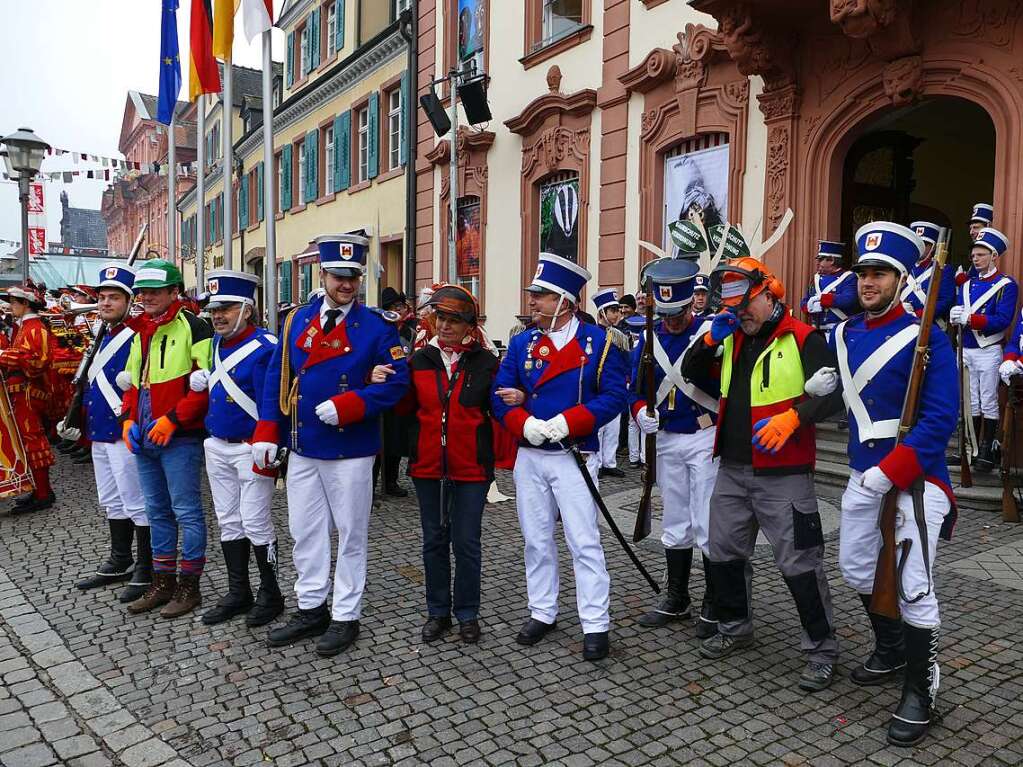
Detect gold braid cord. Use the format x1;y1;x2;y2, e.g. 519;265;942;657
278;309;299;416
595;330;613;392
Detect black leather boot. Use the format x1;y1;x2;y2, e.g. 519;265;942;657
851;593;905;685
888;623;940;747
637;548;692;627
267;603;331;647
77;519;134;590
975;418;999;473
695;554;718;639
119;525;153;603
202;539;254;625
246;541;285;627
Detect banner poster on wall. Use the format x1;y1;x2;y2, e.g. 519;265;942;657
663;144;729;256
540;176;580;263
458;0;485;63
456;199;482;281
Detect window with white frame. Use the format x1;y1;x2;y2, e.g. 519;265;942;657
327;2;337;58
277;154;285;212
299;25;309;76
388;88;402;170
325;125;335;195
357;106;369;183
541;0;583;47
273;82;282;109
298;143;307;204
395;0;410;15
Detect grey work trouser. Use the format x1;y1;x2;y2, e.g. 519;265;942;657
707;460;839;664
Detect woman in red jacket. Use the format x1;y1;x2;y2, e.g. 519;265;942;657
384;285;498;644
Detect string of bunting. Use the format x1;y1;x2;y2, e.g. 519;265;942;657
2;160;199;184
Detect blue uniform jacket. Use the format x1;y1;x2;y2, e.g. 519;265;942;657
801;271;860;327
254;299;410;460
1004;309;1023;362
627;319;719;434
205;325;277;442
85;323;136;443
903;260;954;320
491;321;627;452
957;271;1018;349
830;306;957;495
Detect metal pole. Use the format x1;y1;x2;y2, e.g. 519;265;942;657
167;112;177;261
196;94;206;288
448;68;458;285
262;29;278;333
223;61;234;270
401;2;418;301
18;176;30;282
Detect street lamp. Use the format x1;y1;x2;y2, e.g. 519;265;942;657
1;127;50;282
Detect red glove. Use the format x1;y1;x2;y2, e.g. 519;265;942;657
752;408;800;454
147;416;177;447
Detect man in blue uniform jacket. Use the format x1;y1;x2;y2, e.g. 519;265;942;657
801;240;859;338
65;263;150;603
253;234;409;657
189;270;283;630
949;227;1018;472
810;221;958;748
492;252;627;661
901;221;954;323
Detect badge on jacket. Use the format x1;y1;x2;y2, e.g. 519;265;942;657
390;346;406;360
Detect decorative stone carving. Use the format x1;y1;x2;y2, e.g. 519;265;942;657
883;55;922;105
426;128;496;167
521;127;590;176
758;85;800;122
766;125;791;228
717;5;795;90
641;109;657;135
950;3;1023;49
830;0;896;39
547;65;562;93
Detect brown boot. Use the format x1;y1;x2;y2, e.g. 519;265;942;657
160;573;202;619
127;571;177;614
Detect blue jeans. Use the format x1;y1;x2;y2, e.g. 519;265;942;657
136;439;207;571
412;478;487;623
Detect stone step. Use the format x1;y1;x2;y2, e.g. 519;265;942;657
814;437;1002;488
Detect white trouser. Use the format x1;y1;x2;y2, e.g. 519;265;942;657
840;471;948;627
963;344;1002;418
204;437;276;545
286;453;374;620
513;448;611;633
597;418;620;468
91;440;147;526
657;428;718;552
628;416;645;463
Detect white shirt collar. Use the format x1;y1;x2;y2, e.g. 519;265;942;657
320;296;353;325
546;316;578;351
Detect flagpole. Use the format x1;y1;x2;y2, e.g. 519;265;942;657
261;29;278;333
167;110;177;261
223;59;234;270
196;94;207;288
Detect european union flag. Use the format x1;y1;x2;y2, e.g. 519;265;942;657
157;0;182;125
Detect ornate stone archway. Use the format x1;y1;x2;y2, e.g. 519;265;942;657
692;0;1023;297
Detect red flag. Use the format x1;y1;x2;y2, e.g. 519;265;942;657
190;0;222;100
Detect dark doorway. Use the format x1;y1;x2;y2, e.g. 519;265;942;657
841;97;995;268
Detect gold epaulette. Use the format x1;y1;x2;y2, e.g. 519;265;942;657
608;325;631;352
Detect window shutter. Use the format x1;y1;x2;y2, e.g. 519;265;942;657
400;71;410;166
279;263;292;302
240;176;249;229
257;162;265;222
281;145;292;210
286;32;295;87
368;91;379;180
338;110;351;191
310;8;321;69
306;130;318;202
333;115;344;192
336;0;345;52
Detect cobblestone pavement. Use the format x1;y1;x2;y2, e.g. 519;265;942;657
1;452;1022;767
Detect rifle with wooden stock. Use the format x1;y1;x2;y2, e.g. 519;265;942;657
957;326;973;488
870;229;949;620
61;223;148;432
633;277;658;543
1001;382;1020;523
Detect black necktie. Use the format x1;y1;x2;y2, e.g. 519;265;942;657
323;309;341;334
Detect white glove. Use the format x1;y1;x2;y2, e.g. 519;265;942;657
805;366;839;398
999;359;1023;385
56;418;81;442
189;369;210;392
115;370;133;391
251;442;279;470
543;414;570;443
636;409;660;435
861;466;893;495
949;306;969;326
523;416;548;446
315;400;339;426
806;296;823;314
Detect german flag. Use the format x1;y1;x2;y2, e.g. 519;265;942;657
189;0;221;101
